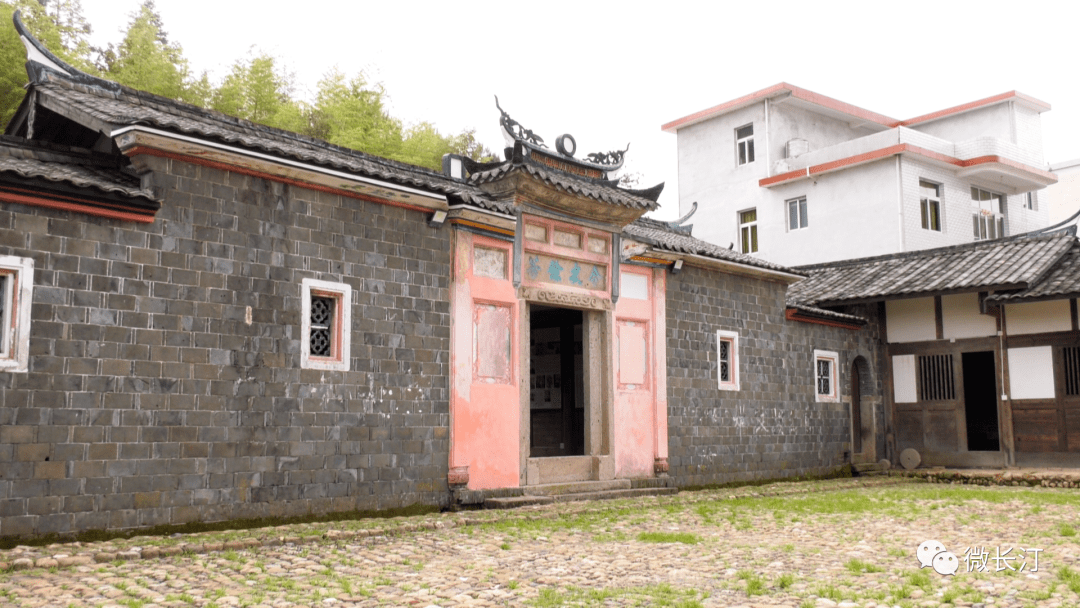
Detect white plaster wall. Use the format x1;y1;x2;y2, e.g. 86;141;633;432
941;293;997;339
677;102;768;251
885;297;937;343
892;355;917;403
1006;300;1073;335
767;102;875;169
762;159;900;266
1008;345;1056;400
1047;162;1080;224
909;103;1014;145
899;158;1049;251
1014;104;1045;162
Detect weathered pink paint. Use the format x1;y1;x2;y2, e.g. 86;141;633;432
612;267;666;479
449;231;520;490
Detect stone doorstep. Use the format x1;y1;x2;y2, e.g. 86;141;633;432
484;486;678;509
523;479;633;496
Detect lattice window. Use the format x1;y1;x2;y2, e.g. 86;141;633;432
814;350;838;402
301;278;351;371
1065;347;1080;397
817;359;832;396
918;354;956;401
717;330;739;391
309;296;335;357
0;255;33;372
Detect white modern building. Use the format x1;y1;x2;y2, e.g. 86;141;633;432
663;84;1058;266
1048;158;1080;225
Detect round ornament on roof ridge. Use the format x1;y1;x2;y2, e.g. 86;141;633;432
556;134;577;157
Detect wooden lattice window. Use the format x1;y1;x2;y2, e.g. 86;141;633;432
1065;347;1080;397
918;354;956;401
301;278;351;371
717;330;739;391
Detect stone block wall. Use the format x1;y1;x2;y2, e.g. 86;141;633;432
665;265;883;487
0;155;451;538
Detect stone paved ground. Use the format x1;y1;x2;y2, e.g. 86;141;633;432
2;477;1080;607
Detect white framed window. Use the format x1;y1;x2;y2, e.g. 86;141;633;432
301;278;352;371
787;196;808;231
971;186;1005;241
920;180;942;231
739;208;758;254
814;349;839;402
0;255;33;373
735;124;755;166
716;330;739;391
1024;192;1037;210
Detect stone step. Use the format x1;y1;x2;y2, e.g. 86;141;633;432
551;487;678;503
523;479;632;496
630;477;676;489
853;462;890;473
483;495;555;509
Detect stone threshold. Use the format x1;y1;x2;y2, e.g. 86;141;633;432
892;467;1080;488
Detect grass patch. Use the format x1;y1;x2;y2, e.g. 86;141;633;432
530;583;703;607
637;532;700;545
1061;524;1076;537
1058;565;1080;594
845;558;884;574
775;573;795;590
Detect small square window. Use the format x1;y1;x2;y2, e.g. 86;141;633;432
814;349;839;402
787;197;808;230
0;255;33;373
920;180;942;231
717;330;740;391
301;278;352;371
736;124;755;166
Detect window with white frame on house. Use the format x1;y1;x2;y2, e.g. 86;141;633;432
0;255;33;373
1024;191;1037;210
971;186;1006;240
301;278;352;371
920;180;942;231
716;330;739;391
814;349;839;402
735;124;755;166
787;196;808;230
739;209;758;254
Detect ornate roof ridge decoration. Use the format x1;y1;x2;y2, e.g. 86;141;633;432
13;11;121;92
493;96;627;175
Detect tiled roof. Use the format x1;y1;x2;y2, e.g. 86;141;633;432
32;75;491;207
0;136;153;201
986;245;1080;303
469;162;659;211
786;302;868;325
788;234;1076;307
623;216;802;275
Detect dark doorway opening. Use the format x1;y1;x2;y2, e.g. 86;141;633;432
851;361;863;454
962;351;1000;451
529;306;584;457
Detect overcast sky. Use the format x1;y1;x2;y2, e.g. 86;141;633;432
76;0;1080;220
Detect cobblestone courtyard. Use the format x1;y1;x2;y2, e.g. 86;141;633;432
2;478;1079;607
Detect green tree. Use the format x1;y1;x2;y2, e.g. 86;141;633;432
211;50;305;132
308;68;405;160
0;0;96;125
100;0;200;104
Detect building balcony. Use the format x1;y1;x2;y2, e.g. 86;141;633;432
762;127;1055;192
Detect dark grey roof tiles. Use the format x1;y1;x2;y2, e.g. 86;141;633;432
623;216;801;274
986;245;1080;303
34;76;490;206
469;162;659;211
785;303;867;325
0;136;153;201
788;234;1076;306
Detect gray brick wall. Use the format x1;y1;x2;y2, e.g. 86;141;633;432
0;156;451;538
666;265;883;487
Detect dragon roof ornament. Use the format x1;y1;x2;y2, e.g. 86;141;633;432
493;96;627;174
